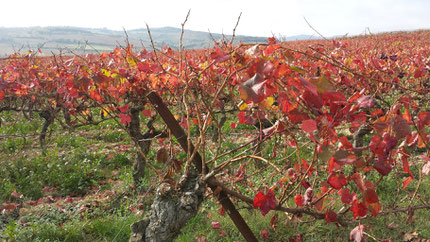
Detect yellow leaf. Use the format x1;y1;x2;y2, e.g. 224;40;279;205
127;57;137;66
344;57;353;66
100;108;109;117
101;69;111;77
291;66;306;74
238;101;248;111
259;96;275;110
310;76;334;93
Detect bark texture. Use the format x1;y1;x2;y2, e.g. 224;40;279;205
39;110;54;154
127;106;155;184
353;124;372;157
130;169;205;242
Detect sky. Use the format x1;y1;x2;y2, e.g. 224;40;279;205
1;0;430;37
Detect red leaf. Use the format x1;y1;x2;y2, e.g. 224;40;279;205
268;37;277;44
357;95;375;109
1;202;18;211
119;113;131;125
238;111;246;124
350;112;368;133
119;104;129;113
301;119;317;133
235;163;246;179
374;158;392;176
299;77;318;96
211;221;220;229
302;159;315;175
333;150;356;165
294;194;304;207
270;214;278;231
138;62;151;72
340;188;354;204
338;136;353;149
142;109;151;117
325;209;337;223
239;73;266;103
302;89;323;108
0;90;4;100
253;190;276;216
230;122;237;129
350;225;365;242
402;176;413;189
327;172;348;190
364;188;379;204
210;48;230;63
414;68;425;78
260;229;269;240
322;91;346;103
90;90;102;103
11;190;22;199
401;153;413;177
218;207;225;216
351;199;367;219
392;116;411;139
287;108;309;124
367;201;381;217
418;111;430;126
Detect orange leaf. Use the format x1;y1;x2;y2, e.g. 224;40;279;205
367;201;381;217
403;108;411;123
402;176;413;189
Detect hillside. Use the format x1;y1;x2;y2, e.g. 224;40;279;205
0;26;323;56
0;26;271;56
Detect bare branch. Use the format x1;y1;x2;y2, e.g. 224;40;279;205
122;27;131;48
303;16;328;40
230;12;242;46
146;23;166;73
180;9;191;53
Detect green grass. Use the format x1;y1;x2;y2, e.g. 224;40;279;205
1;214;141;241
1;110;430;241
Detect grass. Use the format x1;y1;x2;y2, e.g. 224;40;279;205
1;110;430;241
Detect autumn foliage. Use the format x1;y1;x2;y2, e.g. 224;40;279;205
1;30;430;240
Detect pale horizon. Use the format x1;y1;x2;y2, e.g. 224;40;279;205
1;0;429;38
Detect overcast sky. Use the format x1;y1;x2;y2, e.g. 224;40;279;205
1;0;429;37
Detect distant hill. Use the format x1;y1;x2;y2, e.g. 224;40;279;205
0;26;320;56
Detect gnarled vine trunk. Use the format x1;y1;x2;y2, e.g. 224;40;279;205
130;169;205;242
127;106;150;184
131;92;258;242
39;110;54;155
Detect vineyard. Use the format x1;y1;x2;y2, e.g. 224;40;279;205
1;29;430;241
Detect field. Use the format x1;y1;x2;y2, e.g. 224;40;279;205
1;30;430;241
